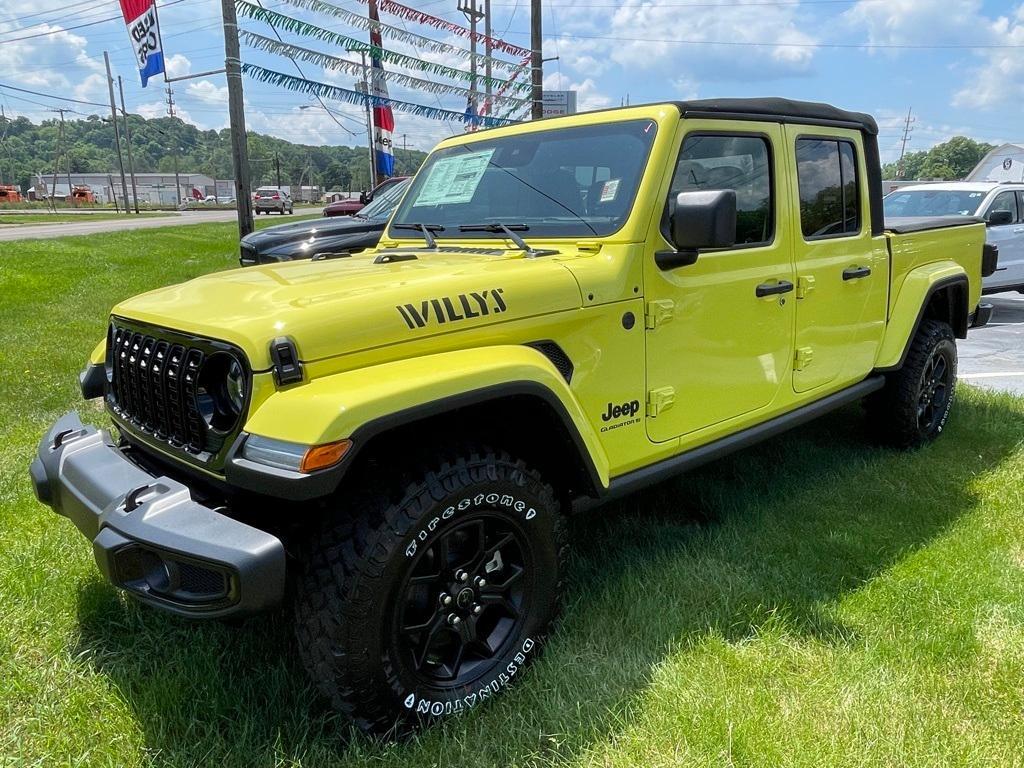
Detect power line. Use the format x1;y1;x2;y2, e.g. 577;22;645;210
0;2;122;38
500;29;1024;50
0;0;114;25
0;82;108;109
0;0;188;44
250;0;357;137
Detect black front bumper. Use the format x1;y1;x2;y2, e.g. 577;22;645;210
30;412;286;619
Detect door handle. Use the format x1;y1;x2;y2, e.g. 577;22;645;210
1013;227;1024;234
842;266;872;281
755;280;795;298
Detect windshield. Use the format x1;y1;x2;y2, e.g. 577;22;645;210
360;178;410;220
389;119;658;239
883;189;986;218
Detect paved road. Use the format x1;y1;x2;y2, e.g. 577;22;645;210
960;292;1024;394
0;210;240;241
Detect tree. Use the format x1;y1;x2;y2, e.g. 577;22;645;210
0;112;426;194
883;136;995;181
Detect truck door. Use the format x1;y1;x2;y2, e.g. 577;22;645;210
644;122;795;443
784;129;888;394
983;190;1024;290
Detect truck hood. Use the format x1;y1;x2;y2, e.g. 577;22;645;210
241;215;385;258
113;248;584;369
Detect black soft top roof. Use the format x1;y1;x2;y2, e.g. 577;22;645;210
671;98;879;136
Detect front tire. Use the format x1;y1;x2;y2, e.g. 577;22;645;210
866;319;957;448
294;449;565;734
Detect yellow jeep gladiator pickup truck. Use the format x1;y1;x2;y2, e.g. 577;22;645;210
30;98;993;733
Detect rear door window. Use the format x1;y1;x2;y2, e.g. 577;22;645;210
795;138;861;239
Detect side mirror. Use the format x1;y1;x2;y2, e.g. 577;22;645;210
657;189;737;270
359;190;369;204
987;209;1013;227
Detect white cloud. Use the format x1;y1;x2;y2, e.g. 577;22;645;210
844;0;986;47
165;54;192;80
846;0;1024;111
186;80;229;105
950;6;1024;109
541;0;818;87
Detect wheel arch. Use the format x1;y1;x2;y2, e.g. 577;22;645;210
240;346;610;503
341;383;606;504
875;268;970;372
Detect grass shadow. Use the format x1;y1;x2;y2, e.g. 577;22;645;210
73;389;1024;766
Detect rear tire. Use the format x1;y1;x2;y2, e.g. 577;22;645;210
294;449;566;734
866;319;957;448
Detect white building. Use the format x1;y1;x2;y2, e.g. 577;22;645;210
966;143;1024;183
35;173;234;206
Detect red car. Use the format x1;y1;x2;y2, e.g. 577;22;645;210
323;176;409;217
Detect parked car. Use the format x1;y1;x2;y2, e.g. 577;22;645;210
254;186;294;215
32;98;988;735
239;178;410;266
323;176;409;217
885;182;1024;294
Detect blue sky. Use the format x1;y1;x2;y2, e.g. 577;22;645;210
0;0;1021;163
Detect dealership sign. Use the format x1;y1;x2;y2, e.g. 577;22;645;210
119;0;165;87
542;91;578;117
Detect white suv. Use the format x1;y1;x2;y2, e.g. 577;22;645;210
884;182;1024;294
253;187;294;215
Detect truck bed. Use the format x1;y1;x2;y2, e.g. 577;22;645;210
885;215;984;234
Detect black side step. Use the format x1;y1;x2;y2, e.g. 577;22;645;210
577;375;885;512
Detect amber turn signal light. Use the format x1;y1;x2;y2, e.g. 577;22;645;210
299;439;352;473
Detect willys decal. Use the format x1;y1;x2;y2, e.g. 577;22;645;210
397;288;506;330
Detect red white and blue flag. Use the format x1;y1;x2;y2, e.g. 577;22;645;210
368;0;395;178
119;0;165;87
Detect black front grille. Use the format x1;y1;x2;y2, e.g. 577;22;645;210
110;324;207;454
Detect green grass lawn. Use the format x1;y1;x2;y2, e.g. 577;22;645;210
0;212;176;225
2;225;1024;766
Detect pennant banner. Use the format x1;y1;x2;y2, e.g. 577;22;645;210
480;56;531;117
276;0;523;75
236;1;529;93
119;0;165;87
353;0;531;57
239;32;528;106
242;64;521;128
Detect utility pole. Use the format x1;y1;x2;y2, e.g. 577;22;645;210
458;0;484;124
104;51;131;215
165;84;182;207
54;109;73;203
274;151;281;188
118;76;140;213
358;53;377;190
48;124;62;213
484;0;492;114
531;0;543;119
107;173;119;212
221;0;254;238
897;107;915;180
0;105;10;186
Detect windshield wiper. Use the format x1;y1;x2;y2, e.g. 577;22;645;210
393;222;444;248
458;223;557;258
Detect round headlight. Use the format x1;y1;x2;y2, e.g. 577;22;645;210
226;359;245;414
197;353;247;432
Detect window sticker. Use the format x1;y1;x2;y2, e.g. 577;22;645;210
599;178;621;203
414;149;496;206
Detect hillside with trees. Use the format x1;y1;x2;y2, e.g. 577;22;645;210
882;136;994;181
0;112;426;193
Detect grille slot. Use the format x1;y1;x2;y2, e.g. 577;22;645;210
109;324;208;455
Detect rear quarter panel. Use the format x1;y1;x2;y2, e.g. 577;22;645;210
887;223;985;318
